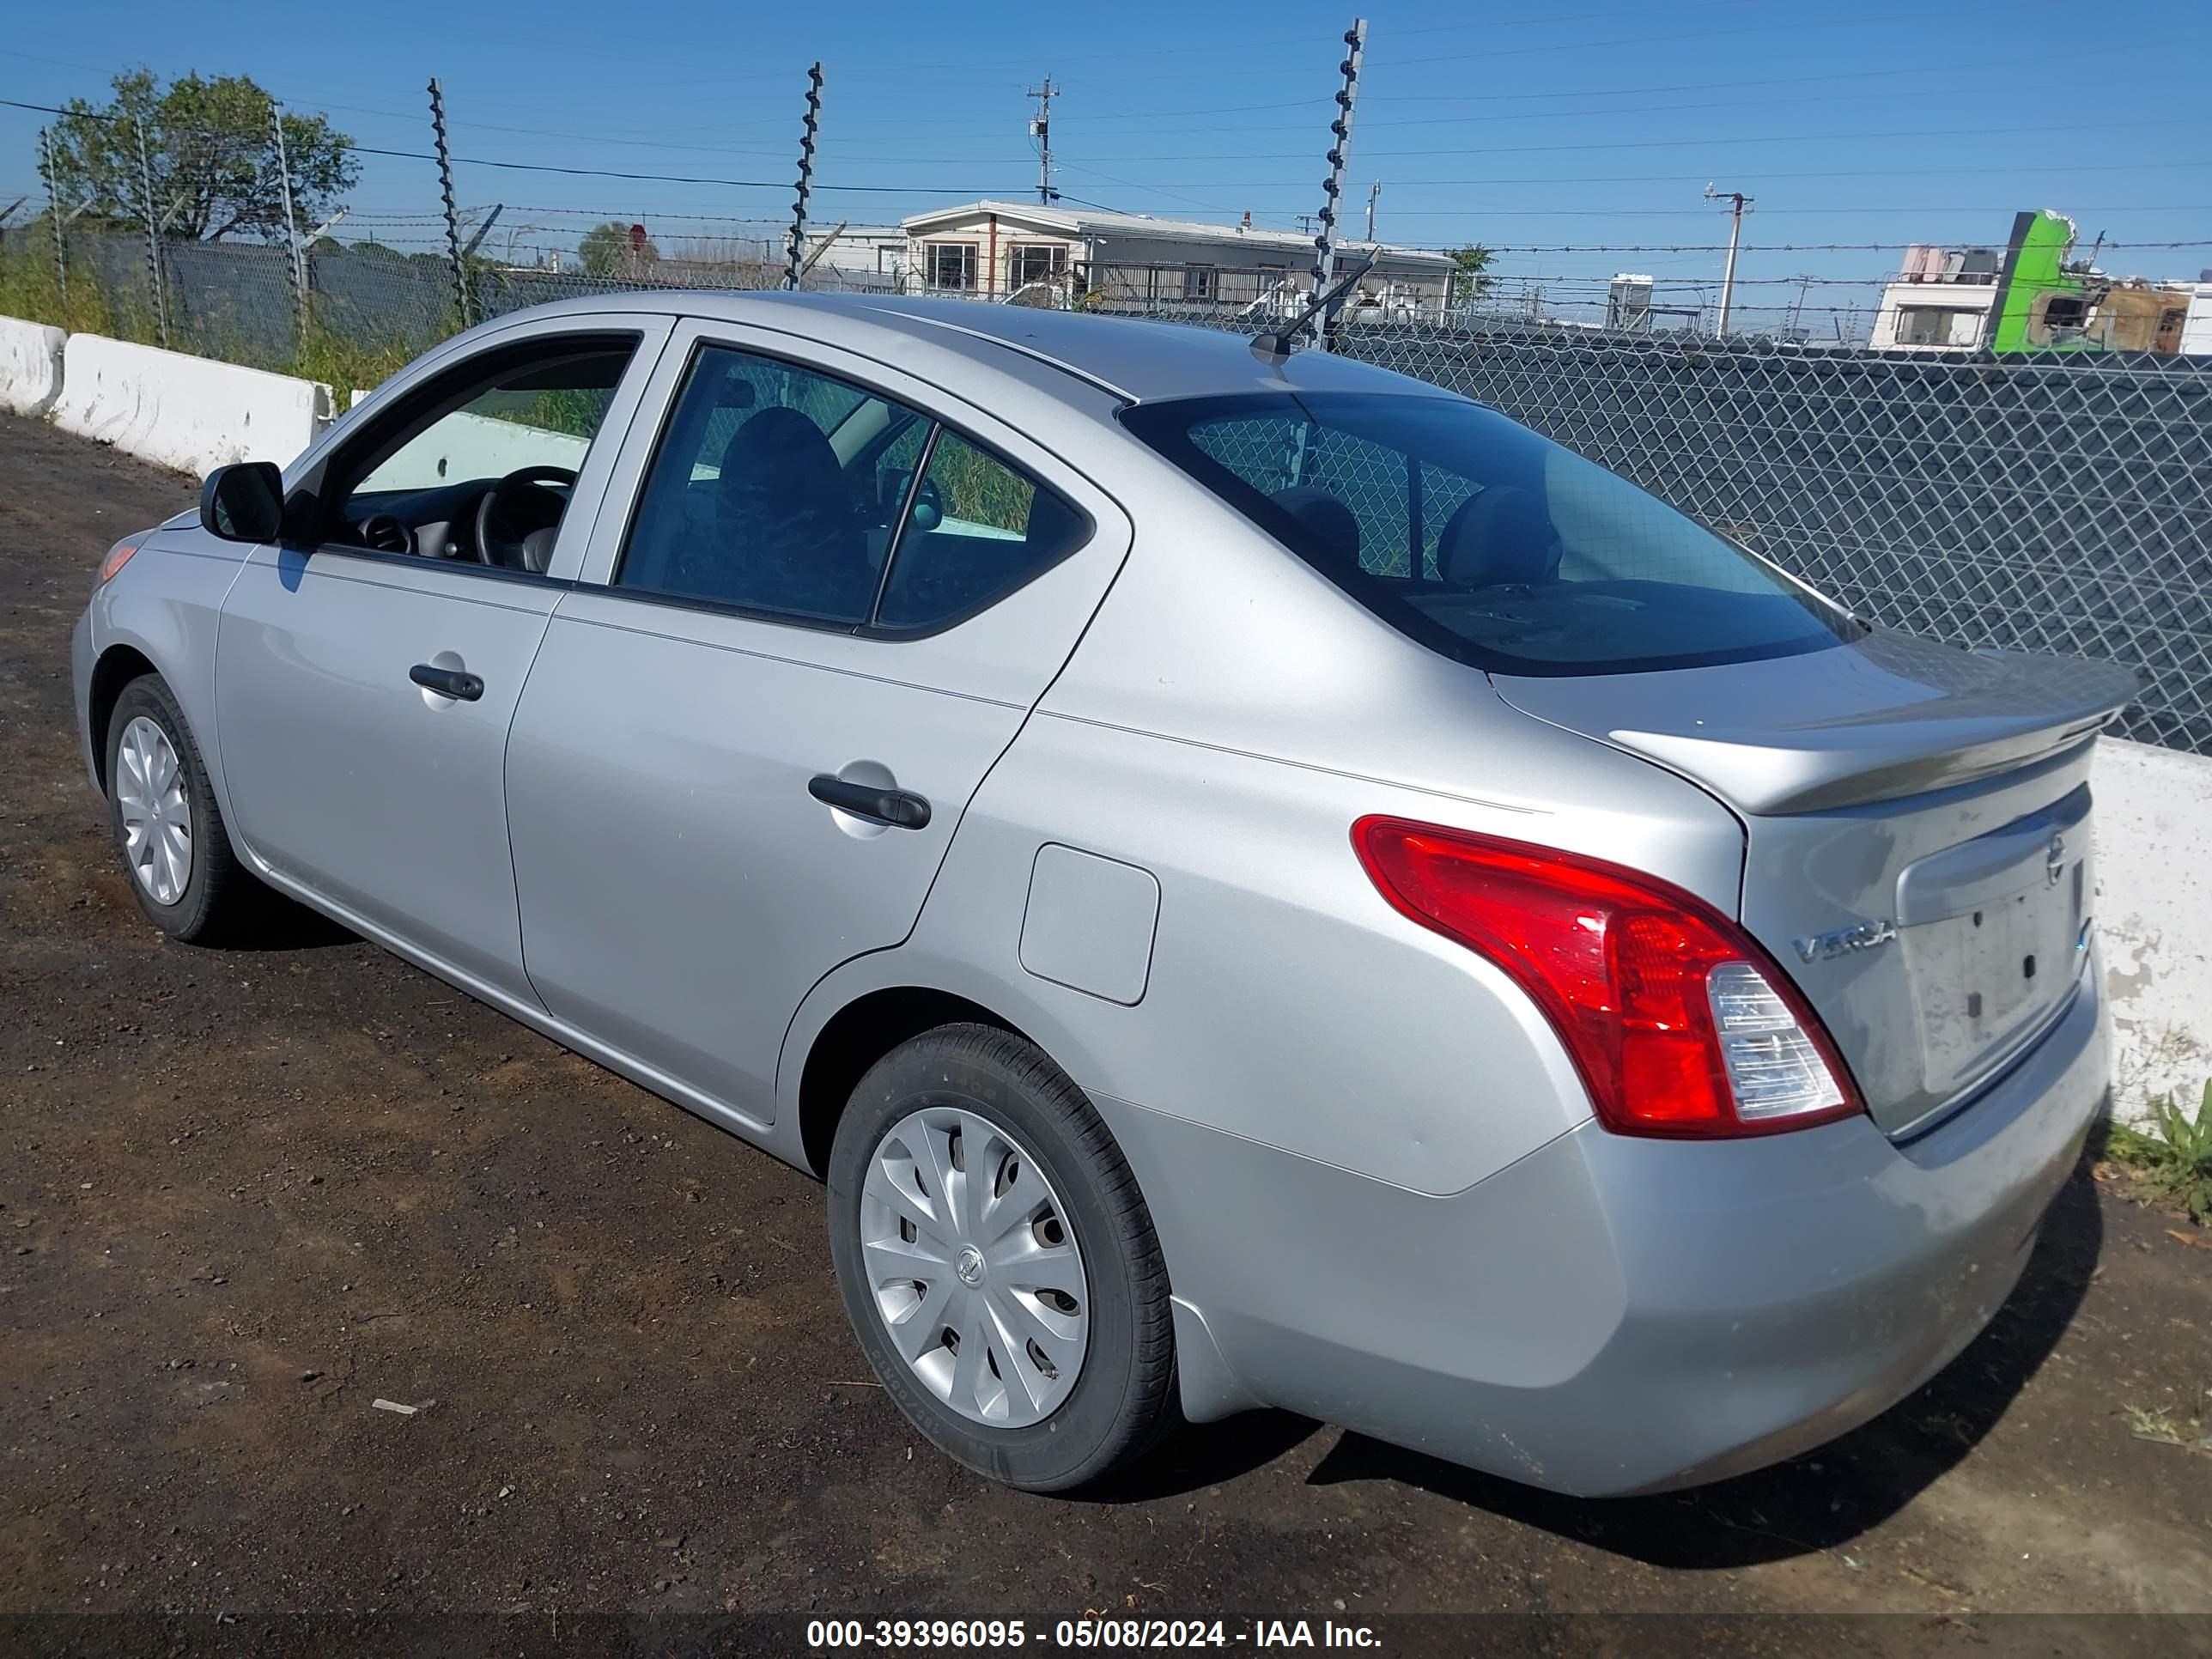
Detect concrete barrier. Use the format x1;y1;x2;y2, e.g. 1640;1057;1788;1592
356;409;591;491
52;334;332;477
0;316;67;417
2094;738;2212;1122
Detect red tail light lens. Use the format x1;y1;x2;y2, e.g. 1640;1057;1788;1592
1352;816;1863;1138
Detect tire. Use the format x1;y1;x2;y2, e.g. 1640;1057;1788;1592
827;1023;1178;1492
104;673;268;944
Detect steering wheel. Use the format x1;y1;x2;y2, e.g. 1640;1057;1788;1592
474;465;578;572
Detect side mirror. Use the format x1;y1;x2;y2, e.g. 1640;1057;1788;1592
199;461;285;543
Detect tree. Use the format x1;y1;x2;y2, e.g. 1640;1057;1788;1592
1447;244;1495;307
46;69;356;242
578;221;660;277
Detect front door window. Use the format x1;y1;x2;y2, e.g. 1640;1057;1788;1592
327;338;639;569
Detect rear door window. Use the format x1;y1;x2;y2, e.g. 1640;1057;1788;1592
617;345;916;625
617;342;1091;634
1125;392;1860;676
875;430;1091;630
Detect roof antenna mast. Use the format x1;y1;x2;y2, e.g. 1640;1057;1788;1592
1253;249;1378;368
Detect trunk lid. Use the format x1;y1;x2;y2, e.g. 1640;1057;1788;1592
1493;632;2138;1138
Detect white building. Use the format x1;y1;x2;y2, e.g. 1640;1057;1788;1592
2183;280;2212;356
799;224;908;284
892;200;1455;319
1869;242;2205;354
1866;244;2004;351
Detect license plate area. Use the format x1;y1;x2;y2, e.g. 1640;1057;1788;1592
1897;787;2090;1101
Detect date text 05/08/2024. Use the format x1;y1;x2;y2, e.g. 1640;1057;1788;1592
805;1618;1382;1649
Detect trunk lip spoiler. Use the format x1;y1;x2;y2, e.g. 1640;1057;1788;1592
1492;636;2142;817
1613;706;2124;815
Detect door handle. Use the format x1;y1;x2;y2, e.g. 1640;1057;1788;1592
808;775;932;830
410;663;484;702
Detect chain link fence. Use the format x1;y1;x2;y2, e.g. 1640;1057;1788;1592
1;222;884;380
1337;318;2212;753
4;217;2207;756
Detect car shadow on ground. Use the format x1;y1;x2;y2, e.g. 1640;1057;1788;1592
222;895;359;951
1089;1164;2103;1569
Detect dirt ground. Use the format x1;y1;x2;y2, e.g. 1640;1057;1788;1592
1;412;2207;1650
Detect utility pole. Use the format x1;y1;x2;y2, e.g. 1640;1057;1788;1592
459;205;505;263
783;63;824;292
1364;179;1380;242
270;100;307;341
38;126;66;305
1027;76;1057;206
134;115;167;349
798;219;849;282
428;80;470;325
1787;271;1814;340
1705;182;1751;336
1309;18;1367;349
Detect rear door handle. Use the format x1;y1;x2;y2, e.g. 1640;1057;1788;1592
410;663;484;702
808;775;932;830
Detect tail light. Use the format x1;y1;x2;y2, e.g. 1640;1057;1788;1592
98;538;143;585
1352;817;1862;1138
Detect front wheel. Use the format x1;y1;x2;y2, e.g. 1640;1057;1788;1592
105;673;268;944
827;1024;1178;1491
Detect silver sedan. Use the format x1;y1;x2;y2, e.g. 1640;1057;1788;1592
70;292;2130;1495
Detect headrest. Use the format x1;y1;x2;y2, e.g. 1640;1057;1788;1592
716;406;842;510
1270;485;1363;572
1437;486;1559;587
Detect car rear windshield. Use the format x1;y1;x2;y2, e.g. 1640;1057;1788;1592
1120;391;1862;676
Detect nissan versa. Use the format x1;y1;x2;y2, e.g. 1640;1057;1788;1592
70;292;2131;1496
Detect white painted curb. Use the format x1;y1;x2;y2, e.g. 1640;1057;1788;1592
2094;738;2212;1123
52;333;332;477
0;316;67;417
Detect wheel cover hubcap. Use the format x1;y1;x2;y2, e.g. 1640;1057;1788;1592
115;716;191;907
860;1103;1090;1428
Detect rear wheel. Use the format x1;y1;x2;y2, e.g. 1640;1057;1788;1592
827;1024;1177;1491
105;674;267;944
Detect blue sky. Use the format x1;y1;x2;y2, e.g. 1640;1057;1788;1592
4;0;2209;330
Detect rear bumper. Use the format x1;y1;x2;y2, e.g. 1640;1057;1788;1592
1117;955;2107;1497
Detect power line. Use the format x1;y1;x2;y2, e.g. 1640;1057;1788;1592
0;95;1024;197
331;113;2212;170
345;143;1022;196
12;96;2205;252
1006;116;2197;167
12;94;2203;203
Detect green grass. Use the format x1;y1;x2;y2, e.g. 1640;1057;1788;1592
927;431;1036;531
0;245;133;340
2;242;455;399
2123;1395;2208;1449
292;321;434;404
2105;1079;2212;1224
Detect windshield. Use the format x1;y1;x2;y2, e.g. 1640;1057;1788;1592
1121;391;1862;676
